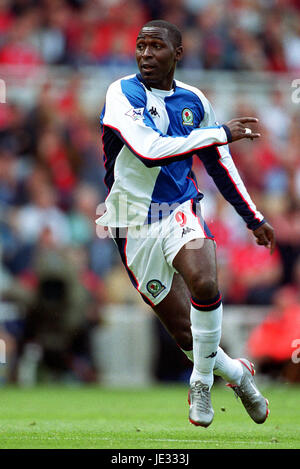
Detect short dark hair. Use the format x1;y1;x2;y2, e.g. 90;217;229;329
140;20;182;48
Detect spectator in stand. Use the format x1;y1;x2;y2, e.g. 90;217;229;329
283;9;300;72
247;285;300;382
0;1;14;35
270;199;300;285
31;1;68;65
3;234;100;383
15;180;71;246
180;28;203;69
227;230;282;305
258;89;291;144
36;126;78;208
0;103;30;157
68;183;101;246
0;149;19;207
260;9;288;72
92;0;148;66
0;9;43;71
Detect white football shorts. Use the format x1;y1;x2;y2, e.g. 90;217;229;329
110;198;214;307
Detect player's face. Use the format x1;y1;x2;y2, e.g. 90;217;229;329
136;27;183;90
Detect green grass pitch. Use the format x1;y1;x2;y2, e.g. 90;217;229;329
0;383;299;449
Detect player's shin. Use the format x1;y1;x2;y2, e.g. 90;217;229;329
189;293;223;389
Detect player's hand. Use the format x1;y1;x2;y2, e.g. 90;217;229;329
253;222;276;255
224;117;261;142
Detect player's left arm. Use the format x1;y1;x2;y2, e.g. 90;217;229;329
252;222;276;254
197;145;276;254
196;99;276;254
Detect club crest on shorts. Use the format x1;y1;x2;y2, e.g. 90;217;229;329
146;279;166;298
182;108;194;126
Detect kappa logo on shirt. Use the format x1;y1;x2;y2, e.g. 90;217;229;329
181;226;195;237
125;107;144;121
149;106;160;117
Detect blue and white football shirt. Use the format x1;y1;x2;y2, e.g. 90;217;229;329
97;73;264;230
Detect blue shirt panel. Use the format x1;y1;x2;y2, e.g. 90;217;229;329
165;85;205;136
149;85;203;218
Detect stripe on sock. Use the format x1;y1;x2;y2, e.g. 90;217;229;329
191;292;222;311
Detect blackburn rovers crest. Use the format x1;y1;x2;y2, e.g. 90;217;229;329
182;108;194;126
146;280;166;298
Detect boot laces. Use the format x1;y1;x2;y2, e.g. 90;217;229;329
192;382;211;413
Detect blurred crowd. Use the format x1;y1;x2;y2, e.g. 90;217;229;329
1;0;300;71
0;0;300;383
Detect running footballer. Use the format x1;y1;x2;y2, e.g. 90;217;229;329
97;20;275;427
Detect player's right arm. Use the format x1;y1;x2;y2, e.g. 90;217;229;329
101;79;230;167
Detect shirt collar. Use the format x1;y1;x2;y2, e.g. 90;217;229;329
136;73;176;92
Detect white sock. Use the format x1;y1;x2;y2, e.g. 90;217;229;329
190;299;223;389
182;346;244;386
214;347;243;385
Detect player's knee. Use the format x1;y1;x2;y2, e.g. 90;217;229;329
189;276;218;301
